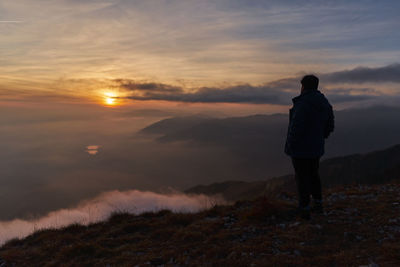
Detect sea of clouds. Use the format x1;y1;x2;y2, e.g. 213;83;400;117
0;190;223;245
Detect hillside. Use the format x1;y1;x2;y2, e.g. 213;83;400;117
1;182;399;266
138;115;213;136
185;144;400;201
185;175;294;202
139;106;400;178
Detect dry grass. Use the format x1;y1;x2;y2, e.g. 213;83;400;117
1;182;400;266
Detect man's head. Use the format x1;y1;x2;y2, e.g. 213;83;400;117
301;75;319;93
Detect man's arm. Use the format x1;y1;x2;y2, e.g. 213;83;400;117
324;105;334;138
287;101;308;146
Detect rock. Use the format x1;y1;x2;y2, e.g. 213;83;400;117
184;257;191;265
272;248;281;255
150;257;165;266
355;235;363;241
358;261;380;267
204;216;219;222
240;234;248;241
314;224;322;229
227;251;236;259
289;222;301;228
328;192;348;201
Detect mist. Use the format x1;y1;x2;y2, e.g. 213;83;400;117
0;102;264;221
1;100;400;244
0;189;222;245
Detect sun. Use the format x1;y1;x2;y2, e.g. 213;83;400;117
103;92;118;106
105;97;115;105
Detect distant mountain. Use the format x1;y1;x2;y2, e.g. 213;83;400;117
185;144;400;201
320;143;400;185
139;114;213;136
140;113;292;177
184;176;293;202
139;105;400;178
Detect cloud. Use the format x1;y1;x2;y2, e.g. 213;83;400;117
3;0;400;90
325;87;379;95
323;94;375;103
322;63;400;83
121;82;292;104
117;80;182;93
113;63;400;105
118;79;382;105
121;108;176;118
0;189;223;245
323;87;381;103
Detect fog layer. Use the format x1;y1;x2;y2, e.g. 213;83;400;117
0;189;220;245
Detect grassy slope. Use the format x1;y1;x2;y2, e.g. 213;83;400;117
1;182;400;266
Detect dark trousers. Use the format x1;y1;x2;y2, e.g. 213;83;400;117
291;157;322;208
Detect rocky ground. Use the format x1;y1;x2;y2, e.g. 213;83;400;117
0;182;399;266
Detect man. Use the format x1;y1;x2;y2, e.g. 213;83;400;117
285;75;334;220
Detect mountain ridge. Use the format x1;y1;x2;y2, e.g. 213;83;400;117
138;105;400;178
185;144;400;201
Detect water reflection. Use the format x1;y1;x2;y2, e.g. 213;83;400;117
86;145;101;155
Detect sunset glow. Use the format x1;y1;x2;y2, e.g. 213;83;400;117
103;92;117;106
0;1;399;107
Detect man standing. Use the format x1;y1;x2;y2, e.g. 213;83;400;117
285;75;334;220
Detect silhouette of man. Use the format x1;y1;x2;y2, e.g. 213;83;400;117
285;75;334;220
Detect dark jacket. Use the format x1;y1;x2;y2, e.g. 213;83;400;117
285;89;334;158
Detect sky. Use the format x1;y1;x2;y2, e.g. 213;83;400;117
1;0;400;109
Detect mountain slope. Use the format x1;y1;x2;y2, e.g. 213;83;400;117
1;182;399;266
185;144;400;201
139;115;213;136
139;106;400;178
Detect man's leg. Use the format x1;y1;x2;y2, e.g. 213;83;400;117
310;158;323;213
310;157;322;201
291;157;311;209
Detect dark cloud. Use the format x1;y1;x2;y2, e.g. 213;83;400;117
322;63;400;83
325;87;379;95
116;79;182;93
119;81;375;105
116;63;400;105
265;77;299;92
324;87;381;103
324;94;375;103
122;83;292;105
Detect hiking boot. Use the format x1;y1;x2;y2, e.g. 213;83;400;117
312;203;324;214
311;200;324;214
298;207;311;220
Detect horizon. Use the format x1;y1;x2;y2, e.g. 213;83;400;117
1;0;399;111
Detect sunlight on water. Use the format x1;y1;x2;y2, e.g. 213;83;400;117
86;145;101;155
